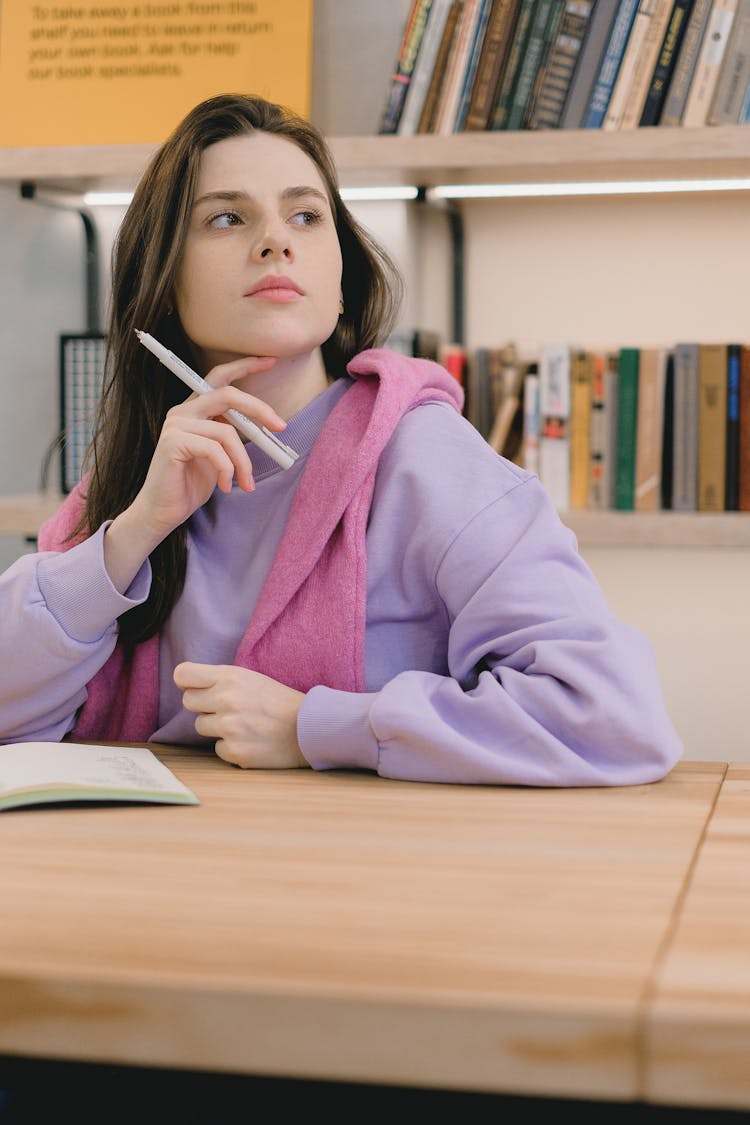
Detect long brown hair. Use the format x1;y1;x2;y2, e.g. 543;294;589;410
77;93;403;648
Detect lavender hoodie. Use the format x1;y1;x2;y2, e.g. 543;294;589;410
0;349;683;785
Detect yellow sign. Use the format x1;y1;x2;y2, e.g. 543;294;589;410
0;1;313;145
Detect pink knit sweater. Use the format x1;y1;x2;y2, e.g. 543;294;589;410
38;348;464;740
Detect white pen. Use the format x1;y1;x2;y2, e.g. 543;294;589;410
135;329;299;470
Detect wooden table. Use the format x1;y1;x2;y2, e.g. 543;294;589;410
1;751;745;1116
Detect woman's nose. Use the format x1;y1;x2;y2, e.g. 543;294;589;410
253;224;292;261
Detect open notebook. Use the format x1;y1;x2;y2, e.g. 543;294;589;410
0;742;199;811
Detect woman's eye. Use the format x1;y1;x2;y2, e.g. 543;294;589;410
290;209;323;227
207;210;243;229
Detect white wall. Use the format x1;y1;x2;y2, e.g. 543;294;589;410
1;0;747;761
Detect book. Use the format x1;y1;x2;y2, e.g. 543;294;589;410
526;0;598;129
614;346;640;511
440;341;468;385
638;0;696;126
582;0;641;128
682;0;739;126
379;0;435;134
588;350;618;510
522;366;542;475
454;0;497;130
538;342;571;512
435;0;485;133
486;343;527;452
610;0;676;130
489;0;540;128
660;351;675;509
569;349;593;509
560;2;624;127
399;0;455;134
698;342;728;511
463;0;524;128
0;742;199;812
467;345;503;436
739;344;750;510
634;346;667;511
419;0;466;131
659;0;714;124
603;0;668;131
724;341;741;509
505;0;565;130
671;342;700;511
707;0;750;122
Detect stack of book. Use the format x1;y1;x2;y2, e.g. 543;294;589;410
454;340;750;513
378;0;750;134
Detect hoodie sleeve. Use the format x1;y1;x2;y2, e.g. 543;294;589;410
297;408;683;787
0;523;150;742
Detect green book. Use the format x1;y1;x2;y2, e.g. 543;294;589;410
615;347;640;511
489;0;539;128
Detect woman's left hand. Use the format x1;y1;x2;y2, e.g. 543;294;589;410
174;661;309;769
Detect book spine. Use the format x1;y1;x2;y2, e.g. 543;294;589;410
634;347;666;511
523;0;569;125
587;351;618;510
454;0;496;130
739;344;750;511
569;349;593;509
418;0;465;131
539;342;571;512
614;347;640;511
724;342;741;510
559;2;622;127
490;0;539;129
659;0;713;124
602;0;661;132
522;367;541;476
639;0;696;126
526;0;596;129
706;0;750;123
671;342;700;511
660;351;675;509
506;0;562;130
682;0;738;126
582;0;641;129
399;0;454;134
698;343;728;511
379;0;435;134
618;0;677;131
435;0;483;133
463;0;523;129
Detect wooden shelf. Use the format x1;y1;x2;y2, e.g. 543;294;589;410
1;125;749;193
2;492;748;548
563;510;750;549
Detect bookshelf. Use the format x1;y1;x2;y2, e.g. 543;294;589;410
2;124;750;191
3;124;749;548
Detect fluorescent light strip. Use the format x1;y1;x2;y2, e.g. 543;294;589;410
83;191;134;206
84;186;422;206
340;185;419;201
84;178;750;207
430;178;750;199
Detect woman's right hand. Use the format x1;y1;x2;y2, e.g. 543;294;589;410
103;355;282;593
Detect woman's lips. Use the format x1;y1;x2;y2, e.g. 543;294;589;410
246;276;303;302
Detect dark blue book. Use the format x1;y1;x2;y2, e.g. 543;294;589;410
639;0;696;126
582;0;640;128
725;342;741;510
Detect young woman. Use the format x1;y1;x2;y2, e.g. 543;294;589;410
0;93;682;785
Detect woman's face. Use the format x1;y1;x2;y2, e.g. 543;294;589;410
173;130;343;371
